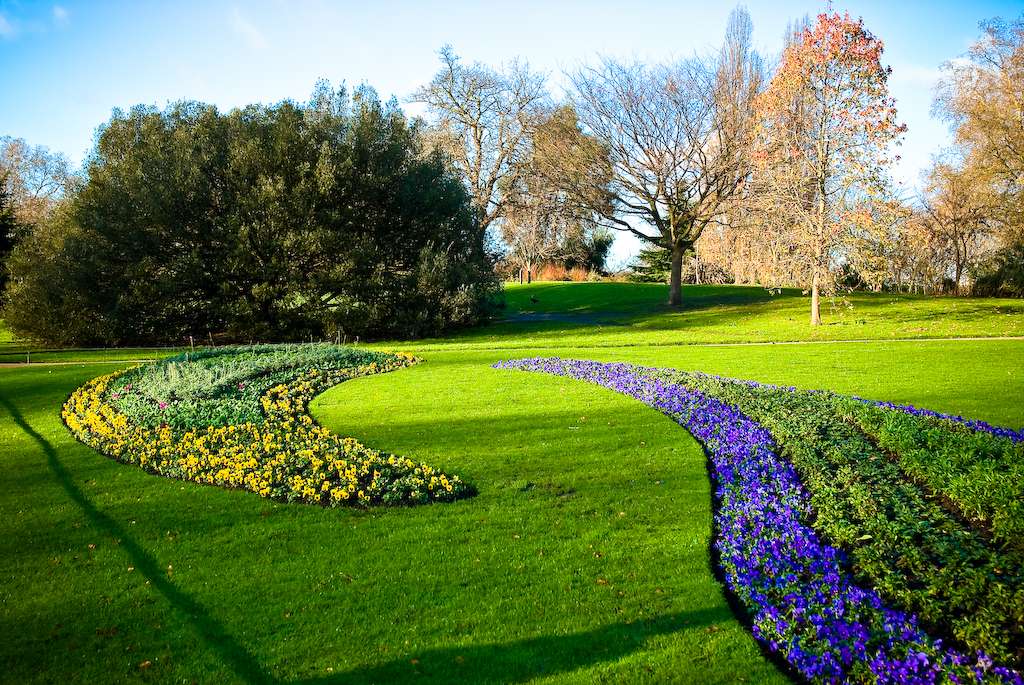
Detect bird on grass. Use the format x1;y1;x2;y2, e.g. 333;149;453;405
530;296;539;304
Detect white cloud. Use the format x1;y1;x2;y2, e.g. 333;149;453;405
890;63;942;89
230;7;267;49
0;13;15;38
52;5;69;26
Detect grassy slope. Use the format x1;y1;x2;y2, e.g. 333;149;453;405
2;283;1023;683
403;283;1024;350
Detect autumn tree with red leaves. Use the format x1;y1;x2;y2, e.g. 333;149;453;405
752;12;905;325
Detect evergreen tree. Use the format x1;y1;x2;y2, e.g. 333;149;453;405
3;84;499;345
0;175;20;292
629;245;673;283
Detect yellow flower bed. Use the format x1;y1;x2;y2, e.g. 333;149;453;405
63;355;469;506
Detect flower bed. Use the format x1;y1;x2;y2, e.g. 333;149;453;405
672;370;1024;667
843;401;1024;547
673;371;1024;548
495;357;1022;684
64;346;470;507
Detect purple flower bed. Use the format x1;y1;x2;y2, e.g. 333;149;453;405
494;357;1022;684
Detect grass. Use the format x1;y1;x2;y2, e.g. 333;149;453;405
2;282;1023;683
408;282;1024;350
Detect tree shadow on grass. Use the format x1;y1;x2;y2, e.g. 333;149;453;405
0;393;275;685
294;607;725;685
2;392;729;685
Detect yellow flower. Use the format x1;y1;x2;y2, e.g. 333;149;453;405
63;354;461;509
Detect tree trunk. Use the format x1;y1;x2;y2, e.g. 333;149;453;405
693;244;701;285
810;268;821;326
669;244;684;306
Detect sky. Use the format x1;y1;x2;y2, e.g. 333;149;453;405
1;0;1020;267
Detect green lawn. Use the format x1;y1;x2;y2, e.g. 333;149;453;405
2;283;1023;683
403;282;1024;351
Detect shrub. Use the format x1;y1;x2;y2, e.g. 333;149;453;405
4;84;499;346
973;242;1024;298
533;263;598;282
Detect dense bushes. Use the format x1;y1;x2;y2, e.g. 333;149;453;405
973;242;1024;298
3;83;499;346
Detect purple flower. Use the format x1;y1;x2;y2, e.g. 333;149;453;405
494;358;1022;684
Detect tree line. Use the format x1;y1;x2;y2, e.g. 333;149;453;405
627;13;1024;309
2;7;1021;342
412;8;907;324
413;8;1023;324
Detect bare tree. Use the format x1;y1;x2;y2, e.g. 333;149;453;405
0;137;72;227
919;160;995;294
500;185;563;283
501;106;606;283
535;8;762;307
411;46;547;231
935;16;1024;242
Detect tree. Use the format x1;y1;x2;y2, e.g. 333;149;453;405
537;7;763;307
935;16;1024;242
752;12;905;325
4;83;498;345
500;106;607;282
0;175;19;290
500;176;564;283
919;160;995;294
972;240;1024;297
629;245;673;283
2;204;102;344
0;137;71;227
844;195;913;292
411;46;547;232
563;226;613;273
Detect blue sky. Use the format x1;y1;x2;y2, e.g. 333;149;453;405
1;0;1020;265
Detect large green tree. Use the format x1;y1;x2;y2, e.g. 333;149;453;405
4;84;498;345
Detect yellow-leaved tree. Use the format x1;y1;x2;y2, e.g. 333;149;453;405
752;12;906;325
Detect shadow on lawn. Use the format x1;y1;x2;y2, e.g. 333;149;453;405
296;607;724;685
0;393;275;685
1;391;712;685
466;285;790;341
